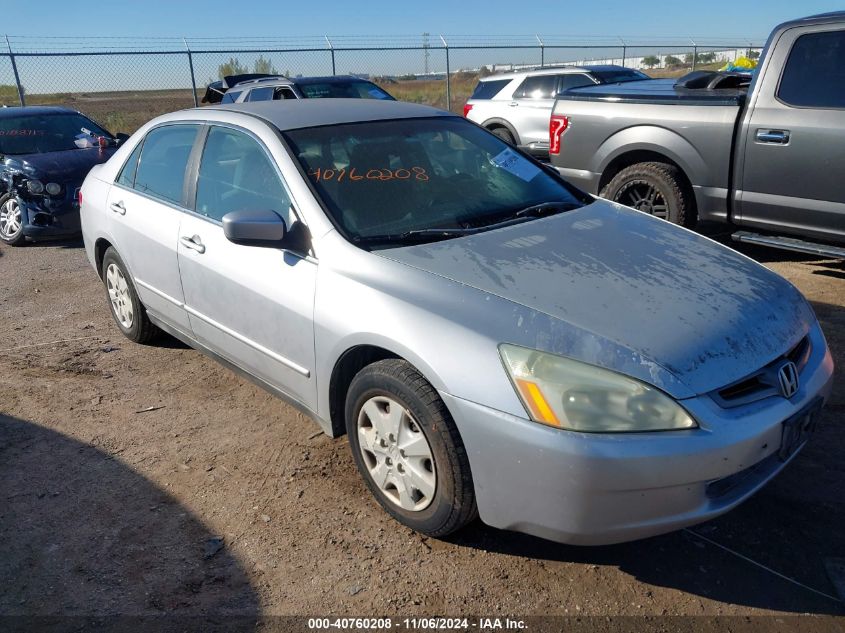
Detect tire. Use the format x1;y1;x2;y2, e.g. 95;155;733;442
489;126;516;145
600;162;696;228
101;247;160;344
345;359;477;537
0;194;26;246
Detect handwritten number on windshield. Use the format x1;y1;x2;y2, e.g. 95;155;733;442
308;166;429;183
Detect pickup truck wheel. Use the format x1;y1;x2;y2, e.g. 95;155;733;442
345;359;477;537
601;162;695;227
489;126;516;145
0;194;26;246
101;247;160;344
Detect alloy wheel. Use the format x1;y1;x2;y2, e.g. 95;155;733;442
0;198;22;240
615;179;669;219
105;263;134;329
356;395;437;512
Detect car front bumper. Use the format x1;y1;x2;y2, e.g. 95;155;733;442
442;327;834;546
18;195;82;240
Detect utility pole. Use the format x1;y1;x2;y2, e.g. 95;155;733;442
5;35;24;107
423;32;430;76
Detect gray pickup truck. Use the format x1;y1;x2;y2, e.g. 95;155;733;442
549;11;845;257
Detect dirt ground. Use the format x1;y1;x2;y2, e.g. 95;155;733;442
1;227;844;624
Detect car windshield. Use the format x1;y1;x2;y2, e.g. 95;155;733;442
0;112;112;155
298;81;394;100
284;117;590;248
592;69;650;84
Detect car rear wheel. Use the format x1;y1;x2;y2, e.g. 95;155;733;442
345;359;477;537
489;126;516;145
601;162;696;228
0;194;26;246
101;247;160;344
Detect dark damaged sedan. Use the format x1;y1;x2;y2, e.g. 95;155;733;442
0;106;125;245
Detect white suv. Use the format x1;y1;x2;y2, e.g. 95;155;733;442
463;65;648;158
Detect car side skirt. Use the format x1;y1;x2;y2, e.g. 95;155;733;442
146;311;331;436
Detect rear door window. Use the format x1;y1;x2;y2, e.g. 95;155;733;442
778;30;845;108
513;75;557;99
469;79;511;100
556;74;595;93
247;87;274;102
133;125;199;205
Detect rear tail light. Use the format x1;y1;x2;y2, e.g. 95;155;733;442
549;115;570;155
77;189;83;207
463;103;473;117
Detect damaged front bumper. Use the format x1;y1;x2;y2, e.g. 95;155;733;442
18;191;82;239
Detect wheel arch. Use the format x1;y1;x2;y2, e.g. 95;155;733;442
479;117;521;145
327;342;450;438
595;126;706;195
94;237;114;278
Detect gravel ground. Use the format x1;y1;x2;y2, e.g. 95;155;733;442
1;231;843;621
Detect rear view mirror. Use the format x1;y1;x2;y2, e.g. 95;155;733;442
222;209;286;247
114;132;131;145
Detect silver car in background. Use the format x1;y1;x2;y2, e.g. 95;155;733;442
81;99;833;545
463;65;648;158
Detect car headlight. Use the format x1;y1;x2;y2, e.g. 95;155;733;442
45;182;62;196
499;344;697;432
26;179;45;194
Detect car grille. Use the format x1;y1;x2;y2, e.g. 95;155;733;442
710;335;811;408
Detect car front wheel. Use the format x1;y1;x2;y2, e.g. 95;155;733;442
345;359;477;537
101;247;160;344
0;194;26;246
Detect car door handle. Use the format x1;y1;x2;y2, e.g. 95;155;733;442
755;129;790;144
180;235;206;254
508;101;518;107
109;201;126;215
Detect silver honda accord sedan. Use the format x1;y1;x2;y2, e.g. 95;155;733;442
80;99;834;545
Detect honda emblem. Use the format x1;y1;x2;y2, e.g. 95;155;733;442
778;361;799;399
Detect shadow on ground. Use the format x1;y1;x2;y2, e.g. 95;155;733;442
447;300;845;616
0;413;261;624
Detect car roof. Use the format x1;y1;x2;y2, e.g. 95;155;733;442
479;64;633;81
293;76;377;85
781;10;845;27
0;105;79;118
203;98;453;131
232;76;293;89
233;75;376;90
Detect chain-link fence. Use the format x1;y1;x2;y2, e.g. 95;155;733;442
0;35;764;133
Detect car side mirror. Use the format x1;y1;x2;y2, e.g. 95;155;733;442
222;209;286;247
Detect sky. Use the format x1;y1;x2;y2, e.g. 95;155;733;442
8;0;843;41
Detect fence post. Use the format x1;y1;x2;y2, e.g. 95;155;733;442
5;35;24;107
325;36;336;76
536;35;544;67
183;38;199;107
618;37;626;66
440;35;450;112
690;39;697;71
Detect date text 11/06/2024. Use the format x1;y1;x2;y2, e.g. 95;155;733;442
307;617;527;630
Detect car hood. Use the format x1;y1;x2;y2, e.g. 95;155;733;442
3;147;116;184
377;201;815;396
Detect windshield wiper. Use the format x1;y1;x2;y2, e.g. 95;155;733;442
352;227;473;247
353;202;578;248
464;201;578;232
512;200;579;219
